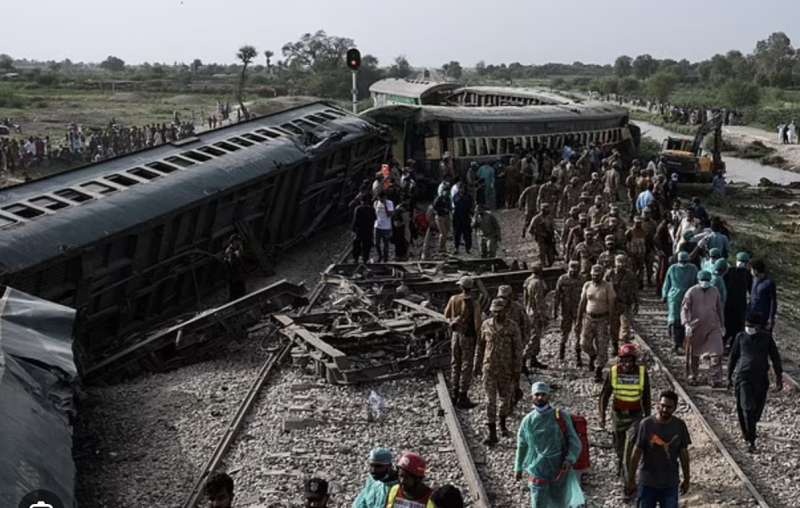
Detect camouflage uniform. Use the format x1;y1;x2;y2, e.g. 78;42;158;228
473;210;502;258
603;167;620;201
565;217;588;262
588;201;607;228
498;286;528;402
475;312;522;425
625;220;649;287
560;181;582;217
554;263;584;362
537;181;562;217
574;233;604;278
444;290;482;398
527;207;557;267
561;209;579;253
523;271;550;362
625;171;639;218
608;260;640;347
641;214;658;285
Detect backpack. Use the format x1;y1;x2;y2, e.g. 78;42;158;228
555;409;591;471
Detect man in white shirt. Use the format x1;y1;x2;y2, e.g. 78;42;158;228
374;191;395;262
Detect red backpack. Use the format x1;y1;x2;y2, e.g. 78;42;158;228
555;409;591;471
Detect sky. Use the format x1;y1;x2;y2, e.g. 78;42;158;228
4;0;799;67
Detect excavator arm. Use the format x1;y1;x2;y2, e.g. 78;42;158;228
691;113;724;170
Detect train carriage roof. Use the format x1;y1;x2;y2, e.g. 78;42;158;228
362;102;629;124
368;78;462;99
0;101;385;274
448;86;574;105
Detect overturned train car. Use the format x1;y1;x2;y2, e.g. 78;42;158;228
0;102;390;370
363;102;640;175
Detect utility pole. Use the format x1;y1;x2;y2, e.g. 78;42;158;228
346;48;362;114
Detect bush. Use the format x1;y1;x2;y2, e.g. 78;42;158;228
0;89;27;108
720;80;760;108
35;72;60;86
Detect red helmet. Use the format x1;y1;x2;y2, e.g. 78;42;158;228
618;343;639;358
397;452;426;478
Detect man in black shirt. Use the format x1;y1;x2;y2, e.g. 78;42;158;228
452;189;474;255
723;252;753;351
727;310;784;453
352;196;376;263
627;390;691;507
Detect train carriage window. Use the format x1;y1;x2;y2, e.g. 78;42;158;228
0;213;18;228
146;161;180;173
467;138;477;156
507;138;515;153
456;138;467;157
316;112;336;121
3;203;45;218
105;173;141;187
228;136;254;147
294;119;316;130
55;188;94;202
164;156;195;168
306;114;328;124
271;126;295;136
181;150;213;162
80;181;118;195
242;132;267;142
128;167;162;180
213;140;241;151
478;138;488;156
280;123;304;135
198;145;227;157
324;109;347;117
256;128;282;139
498;138;507;155
30;196;70;210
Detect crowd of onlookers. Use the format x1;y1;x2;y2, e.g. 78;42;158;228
0;117;197;176
598;95;742;126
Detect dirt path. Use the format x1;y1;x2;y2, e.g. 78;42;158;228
722;125;800;171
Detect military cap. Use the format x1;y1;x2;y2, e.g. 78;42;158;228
568;260;580;268
489;298;507;311
457;276;474;289
615;254;627;263
497;285;513;298
604;234;615;242
590;264;604;274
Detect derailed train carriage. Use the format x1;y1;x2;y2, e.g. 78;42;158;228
0;102;390;370
363;102;640;176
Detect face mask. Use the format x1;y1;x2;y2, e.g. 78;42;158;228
699;281;712;289
737;262;748;268
533;401;551;411
745;326;757;335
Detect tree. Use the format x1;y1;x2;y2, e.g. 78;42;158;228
441;61;463;80
236;45;257;120
100;55;125;72
281;30;354;72
614;55;632;77
753;32;795;86
191;58;203;73
475;60;487;76
387;56;412;78
720;80;761;108
632;54;658;80
0;54;15;71
264;50;274;74
619;76;641;94
646;71;679;102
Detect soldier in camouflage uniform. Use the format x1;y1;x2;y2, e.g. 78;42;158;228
574;228;604;279
444;276;482;409
588;195;607;228
523;263;550;370
608;254;640;352
527;202;557;267
474;298;523;446
497;284;527;406
625;166;640;220
518;181;541;237
641;207;658;286
607;216;627;251
577;264;617;382
598;234;623;276
577;191;593;215
603;161;621;202
561;206;580;254
473;205;502;258
537;175;562;218
625;216;649;289
560;176;582;217
565;213;589;262
554;260;584;365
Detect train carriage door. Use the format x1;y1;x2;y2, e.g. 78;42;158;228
424;121;443;160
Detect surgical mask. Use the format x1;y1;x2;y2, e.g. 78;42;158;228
737;262;748;268
745;326;757;335
533;402;552;412
699;281;712;289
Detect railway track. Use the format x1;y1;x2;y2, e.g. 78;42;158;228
632;294;798;508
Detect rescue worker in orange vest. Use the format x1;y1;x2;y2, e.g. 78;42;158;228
385;452;435;508
598;343;652;492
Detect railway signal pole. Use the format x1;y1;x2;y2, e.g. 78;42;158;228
346;48;361;114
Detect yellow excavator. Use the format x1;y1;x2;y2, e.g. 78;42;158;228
659;113;725;182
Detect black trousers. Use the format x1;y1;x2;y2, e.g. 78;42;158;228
453;221;472;253
735;376;768;444
352;234;373;263
669;322;685;349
